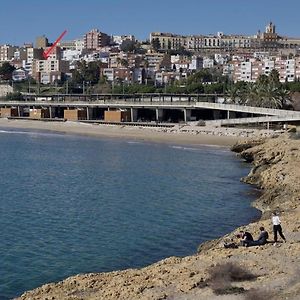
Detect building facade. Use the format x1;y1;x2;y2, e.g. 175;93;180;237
84;29;110;50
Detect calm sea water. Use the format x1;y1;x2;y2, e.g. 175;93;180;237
0;128;260;299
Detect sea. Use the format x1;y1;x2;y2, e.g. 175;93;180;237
0;128;260;299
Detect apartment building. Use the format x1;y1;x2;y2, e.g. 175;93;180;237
102;67;133;83
232;57;300;83
35;36;48;49
150;32;186;51
0;45;18;61
112;35;135;45
32;59;70;83
84;29;110;50
143;52;165;70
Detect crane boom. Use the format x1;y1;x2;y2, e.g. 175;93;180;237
43;30;67;59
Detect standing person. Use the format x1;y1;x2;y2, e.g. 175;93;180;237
272;212;286;243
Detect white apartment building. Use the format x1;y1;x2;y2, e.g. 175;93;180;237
112;35;135;45
232;57;300;83
203;57;214;69
62;49;81;62
75;39;84;52
189;56;203;70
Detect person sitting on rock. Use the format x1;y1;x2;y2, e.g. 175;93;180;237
238;230;254;246
244;227;269;247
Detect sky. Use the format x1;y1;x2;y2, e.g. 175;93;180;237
1;0;300;45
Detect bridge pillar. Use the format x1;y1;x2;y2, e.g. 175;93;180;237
183;109;191;122
227;111;236;119
86;107;90;120
131;108;138;122
49;106;53;118
156;108;164;122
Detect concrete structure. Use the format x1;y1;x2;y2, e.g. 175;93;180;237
84;29;110;50
32;59;69;83
35;36;48;49
0;45;18;61
150;23;300;53
232;56;300;83
2;95;300;126
112;35;135;45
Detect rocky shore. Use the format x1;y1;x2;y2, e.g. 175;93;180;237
15;133;300;300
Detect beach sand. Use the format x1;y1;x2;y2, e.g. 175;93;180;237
0;118;280;146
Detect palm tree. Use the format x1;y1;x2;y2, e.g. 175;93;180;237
226;84;240;104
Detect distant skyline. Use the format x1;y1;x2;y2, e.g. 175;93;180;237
1;0;300;45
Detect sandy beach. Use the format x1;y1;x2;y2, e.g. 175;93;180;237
0;118;282;147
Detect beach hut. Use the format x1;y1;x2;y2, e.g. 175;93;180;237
29;108;50;119
104;110;131;122
64;108;87;121
0;107;18;118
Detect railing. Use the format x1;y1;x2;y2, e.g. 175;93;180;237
206;115;300;126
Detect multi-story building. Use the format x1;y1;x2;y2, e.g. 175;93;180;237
84;29;110;50
189;56;203;70
102;67;133;83
150;32;186;51
143;52;165;70
150;23;300;53
0;45;18;61
35;36;49;49
112;35;135;46
232;56;300;83
12;68;29;81
32;58;70;84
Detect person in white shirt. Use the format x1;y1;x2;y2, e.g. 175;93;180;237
272;212;286;243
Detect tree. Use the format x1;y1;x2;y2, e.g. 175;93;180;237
187;69;213;84
71;61;102;85
120;59;129;68
120;40;136;53
268;69;280;87
0;62;15;80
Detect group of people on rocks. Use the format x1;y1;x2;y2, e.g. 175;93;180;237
224;212;286;249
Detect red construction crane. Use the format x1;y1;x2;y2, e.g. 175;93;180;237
43;30;67;59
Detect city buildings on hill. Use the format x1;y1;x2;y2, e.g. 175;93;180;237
150;22;300;52
1;22;300;86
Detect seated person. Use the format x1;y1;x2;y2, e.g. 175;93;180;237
224;239;238;249
245;227;269;247
238;230;254;246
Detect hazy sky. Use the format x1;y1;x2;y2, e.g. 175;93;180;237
1;0;299;45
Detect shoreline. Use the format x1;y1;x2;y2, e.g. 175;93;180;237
11;122;300;299
0;118;282;147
